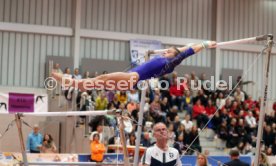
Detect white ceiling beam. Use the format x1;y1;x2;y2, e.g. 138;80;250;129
0;22;72;36
80;29;204;46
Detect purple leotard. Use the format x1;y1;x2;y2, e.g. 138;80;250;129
129;47;195;81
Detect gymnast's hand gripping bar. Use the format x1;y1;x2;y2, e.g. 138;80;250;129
149;34;273;54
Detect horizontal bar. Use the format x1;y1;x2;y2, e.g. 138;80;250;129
0;111;108;116
217;36;258;47
28;162;127;165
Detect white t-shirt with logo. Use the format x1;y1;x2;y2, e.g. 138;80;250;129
141;144;182;166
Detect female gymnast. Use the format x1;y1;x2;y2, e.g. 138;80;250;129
52;41;216;91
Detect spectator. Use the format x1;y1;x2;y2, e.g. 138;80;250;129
127;100;138;114
185;126;201;155
116;91;128;104
90;133;106;162
167;123;176;147
193;89;208;107
183;90;193;116
160;97;170;114
169;78;184;110
192;99;209;129
149;95;164;123
127;89;139;103
223;149;250;166
83;70;90;79
234;87;245;102
109;95;120;109
41;133;57;153
127;132;136;146
63;67;73;100
205;99;216;117
90;123;104;143
216;92;226;109
227;118;239;148
196;153;209;166
245;111;257;134
73;68;82;80
181;114;193;133
173;134;185;155
26;124;43;153
141;132;151;147
95;91;108;110
258;152;270;166
166;105;178;123
51;63;63;96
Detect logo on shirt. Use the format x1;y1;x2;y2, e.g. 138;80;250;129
169;152;174;158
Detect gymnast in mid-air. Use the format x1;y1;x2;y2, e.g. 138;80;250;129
52;41;216;91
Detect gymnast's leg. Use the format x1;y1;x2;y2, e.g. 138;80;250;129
52;72;139;91
81;72;139;91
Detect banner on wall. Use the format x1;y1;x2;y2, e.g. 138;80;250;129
130;39;162;66
0;92;48;113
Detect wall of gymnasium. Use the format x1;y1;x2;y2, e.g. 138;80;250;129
0;0;214;88
0;0;73;88
0;0;276;100
79;0;214;67
218;0;276;100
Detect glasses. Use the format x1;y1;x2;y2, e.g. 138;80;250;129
154;128;167;132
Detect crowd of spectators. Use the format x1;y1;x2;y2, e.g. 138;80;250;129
53;63;276;158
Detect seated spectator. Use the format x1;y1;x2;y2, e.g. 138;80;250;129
192;99;209;129
183;90;193;116
167;123;176;147
234;87;245;102
149;95;164;123
244;95;255;109
106;90;115;103
263;125;275;148
173;134;186;155
160;97;170;114
226;118;239;148
169;78;184;110
216;119;228;142
185;126;201;154
127;132;136;146
116;91;128;104
95;91;108;110
181;114;193;133
141;132;152;147
193;89;208;107
166;105;178;123
90;133;106;162
216;92;226;109
205;99;216;117
126;100;138;114
83;70;90;79
52;63;63;96
63;67;73;100
127;89;139;103
175;123;186;140
111;95;120;109
73;68;82;80
245;111;257;134
41;133;57;153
